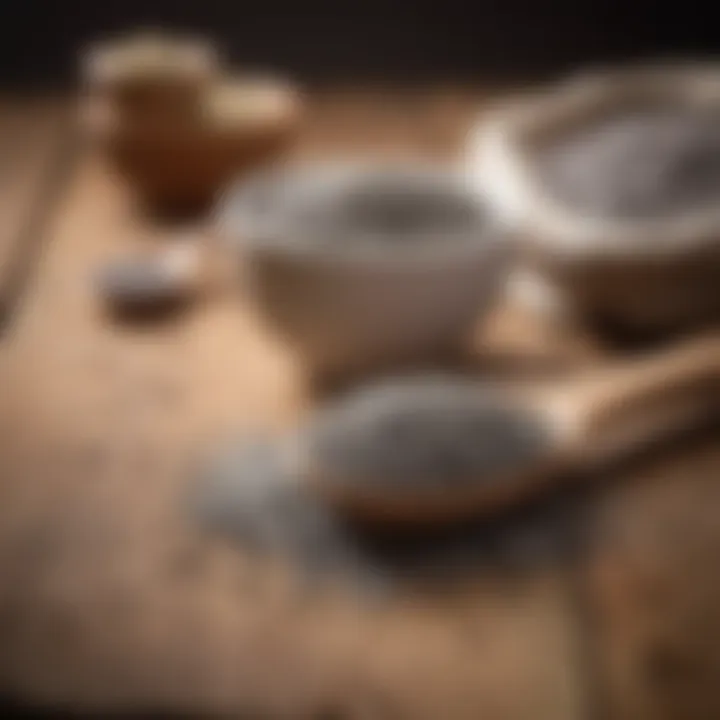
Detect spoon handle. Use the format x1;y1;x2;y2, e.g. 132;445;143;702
572;334;720;462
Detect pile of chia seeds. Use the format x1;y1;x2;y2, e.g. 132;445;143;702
319;173;483;242
220;166;488;249
305;377;550;491
191;433;582;596
536;106;720;219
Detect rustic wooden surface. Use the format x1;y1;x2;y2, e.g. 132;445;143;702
0;98;75;331
0;90;718;719
583;430;720;720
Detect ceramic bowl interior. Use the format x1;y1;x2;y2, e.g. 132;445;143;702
219;163;498;260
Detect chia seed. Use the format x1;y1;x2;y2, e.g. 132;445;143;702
536;106;720;219
190;432;582;596
305;377;551;491
97;258;190;312
220;166;489;250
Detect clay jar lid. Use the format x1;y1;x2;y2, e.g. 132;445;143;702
469;64;720;330
203;77;299;134
83;31;219;120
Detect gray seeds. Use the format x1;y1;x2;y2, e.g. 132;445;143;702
97;242;201;316
190;436;384;582
190;434;579;595
537;107;720;219
319;175;483;241
97;258;190;311
305;378;550;490
221;166;487;249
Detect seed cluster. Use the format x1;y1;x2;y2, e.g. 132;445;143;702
537;107;720;219
223;167;487;248
316;174;483;242
192;433;578;594
97;258;189;311
306;378;550;490
192;437;344;560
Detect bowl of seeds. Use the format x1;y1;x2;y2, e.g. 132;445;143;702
298;375;554;525
217;162;511;377
470;64;720;333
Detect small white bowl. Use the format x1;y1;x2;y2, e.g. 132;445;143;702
217;162;512;376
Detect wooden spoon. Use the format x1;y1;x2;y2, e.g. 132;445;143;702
300;335;719;526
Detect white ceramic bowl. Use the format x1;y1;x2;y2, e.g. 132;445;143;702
468;64;720;333
217;163;511;376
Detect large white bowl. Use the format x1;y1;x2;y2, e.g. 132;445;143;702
217;163;512;376
468;64;720;333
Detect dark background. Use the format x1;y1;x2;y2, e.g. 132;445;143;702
0;1;718;89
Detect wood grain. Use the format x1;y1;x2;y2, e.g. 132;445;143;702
0;98;76;332
582;430;720;720
0;88;718;719
0;89;596;719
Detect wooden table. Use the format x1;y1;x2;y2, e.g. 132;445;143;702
0;90;718;720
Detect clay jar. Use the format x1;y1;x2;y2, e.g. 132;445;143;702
101;78;299;212
83;33;299;213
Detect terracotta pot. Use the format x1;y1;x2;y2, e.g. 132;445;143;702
98;77;300;212
105;122;295;213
